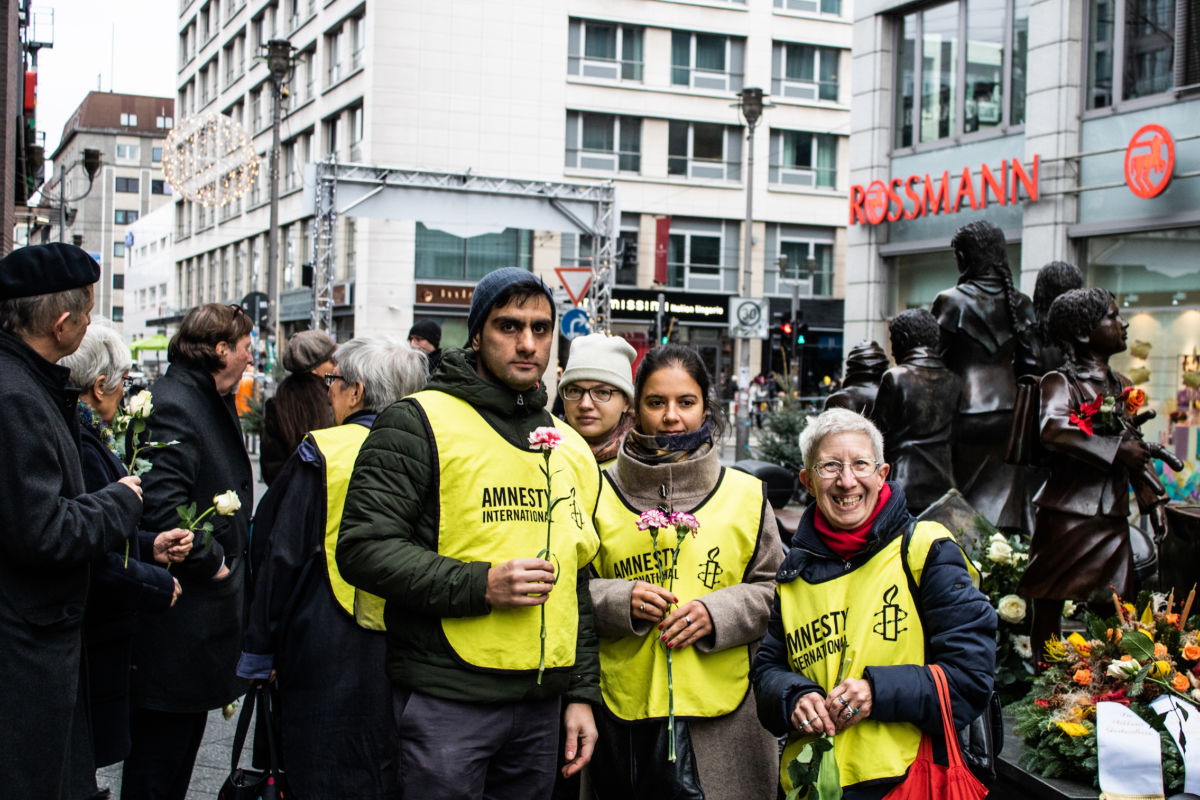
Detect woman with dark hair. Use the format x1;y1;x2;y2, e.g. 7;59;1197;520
931;220;1038;534
587;344;784;799
259;330;337;485
123;302;256;800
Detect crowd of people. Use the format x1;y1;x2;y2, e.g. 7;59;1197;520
1;245;998;800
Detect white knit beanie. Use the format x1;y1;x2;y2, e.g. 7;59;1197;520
560;334;637;403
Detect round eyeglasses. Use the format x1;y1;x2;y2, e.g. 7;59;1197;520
561;384;617;404
810;459;881;479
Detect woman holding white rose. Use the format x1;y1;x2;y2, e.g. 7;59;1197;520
751;408;997;799
124;303;256;800
57;322;191;784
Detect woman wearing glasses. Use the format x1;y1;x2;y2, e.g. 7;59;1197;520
259;330;336;485
558;333;637;469
58;322;190;787
588;344;784;800
239;338;426;800
751;408;995;799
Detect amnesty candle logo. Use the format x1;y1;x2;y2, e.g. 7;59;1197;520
873;585;908;641
697;546;723;589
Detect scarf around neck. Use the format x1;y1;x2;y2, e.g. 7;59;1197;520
813;482;892;560
77;401;119;457
589;412;635;464
624;420;713;465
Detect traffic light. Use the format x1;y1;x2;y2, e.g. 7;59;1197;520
779;319;793;337
796;323;809;345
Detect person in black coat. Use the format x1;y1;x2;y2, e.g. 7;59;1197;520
259;329;336;485
59;322;191;783
239;337;426;799
0;244;145;800
123;303;256;800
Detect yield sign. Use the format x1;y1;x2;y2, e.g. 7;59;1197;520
554;267;593;306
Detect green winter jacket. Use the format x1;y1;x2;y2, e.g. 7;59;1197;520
337;348;602;705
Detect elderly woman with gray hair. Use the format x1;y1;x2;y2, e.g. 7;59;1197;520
750;407;995;799
238;337;426;800
58;322;192;778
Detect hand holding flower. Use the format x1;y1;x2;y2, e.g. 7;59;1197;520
659;599;712;650
630;579;676;623
152;528;194;565
484;557;556;608
176;490;243;549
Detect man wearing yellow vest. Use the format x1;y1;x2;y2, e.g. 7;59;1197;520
338;267;603;799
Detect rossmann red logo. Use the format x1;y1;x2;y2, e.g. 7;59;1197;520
849;156;1040;226
1124;124;1174;199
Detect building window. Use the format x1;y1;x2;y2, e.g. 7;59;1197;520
894;0;1029;147
348;104;363;160
415;223;532;281
113;242;126;259
567;19;644;82
115;177;140;193
565;112;641;173
120;112;138;126
324;114;341;157
668;121;741;181
671;31;745;92
773;236;834;297
666;220;739;293
114;209;139;225
152;147;163;162
769;130;838;189
350;14;365;70
326;25;345;85
152;179;172;195
116;144;140;161
772;42;841;102
112;306;124;323
774;0;842;15
1088;0;1195;109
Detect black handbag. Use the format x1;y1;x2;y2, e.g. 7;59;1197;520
219;684;291;800
901;525;1001;785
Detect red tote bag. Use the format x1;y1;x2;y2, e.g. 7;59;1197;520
882;664;989;800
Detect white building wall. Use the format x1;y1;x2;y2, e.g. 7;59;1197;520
124;202;177;343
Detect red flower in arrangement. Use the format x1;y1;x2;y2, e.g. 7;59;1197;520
1034;698;1049;708
1093;689;1130;706
1069;395;1103;436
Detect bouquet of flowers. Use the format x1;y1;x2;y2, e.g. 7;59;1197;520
1069;385;1146;436
1012;588;1200;791
112;390;178;566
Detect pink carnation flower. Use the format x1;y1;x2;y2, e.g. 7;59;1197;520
668;511;700;536
636;509;670;530
528;426;564;451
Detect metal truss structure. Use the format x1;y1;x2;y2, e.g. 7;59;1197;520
309;160;616;333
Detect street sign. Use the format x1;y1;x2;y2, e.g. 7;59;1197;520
728;297;769;339
560;307;591;340
555;267;593;306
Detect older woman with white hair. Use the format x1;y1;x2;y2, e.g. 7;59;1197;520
58;322;191;778
751;407;996;799
238;337;426;800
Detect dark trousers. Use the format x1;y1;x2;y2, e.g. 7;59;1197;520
120;708;208;800
393;689;560;800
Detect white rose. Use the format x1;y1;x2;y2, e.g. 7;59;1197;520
987;537;1014;565
1012;635;1032;659
1061;600;1077;618
996;594;1027;624
127;390;154;418
1107;660;1140;679
213;490;241;516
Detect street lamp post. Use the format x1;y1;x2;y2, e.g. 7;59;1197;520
734;88;765;458
264;39;294;356
57;147;102;243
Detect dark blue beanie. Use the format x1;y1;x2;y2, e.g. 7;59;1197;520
466;267;556;344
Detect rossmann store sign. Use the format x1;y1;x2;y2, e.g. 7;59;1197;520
849;156;1040;225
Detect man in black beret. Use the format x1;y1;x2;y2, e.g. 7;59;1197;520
0;243;145;799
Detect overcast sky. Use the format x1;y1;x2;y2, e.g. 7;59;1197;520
33;0;176;159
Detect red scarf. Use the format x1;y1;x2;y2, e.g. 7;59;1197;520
813;483;892;561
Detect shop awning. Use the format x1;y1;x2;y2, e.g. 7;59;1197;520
129;333;170;354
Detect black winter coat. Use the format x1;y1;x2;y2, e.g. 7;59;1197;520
133;362;253;712
751;484;996;791
78;423;176;766
0;331;142;799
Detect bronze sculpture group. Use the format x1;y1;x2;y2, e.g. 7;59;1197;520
825;220;1172;659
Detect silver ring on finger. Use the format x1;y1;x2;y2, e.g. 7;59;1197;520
639;602;645;612
837;696;850;707
800;719;810;728
842;706;853;717
685;616;692;626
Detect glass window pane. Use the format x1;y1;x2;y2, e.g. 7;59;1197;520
786;44;815;81
1124;0;1175;99
668;122;688;175
1011;0;1029;124
691;236;721;266
1088;0;1116;108
621;27;644;80
692;123;724;161
783;131;812;168
896;14;916;147
818;48;839;101
671;31;691;85
695;34;726;72
920;2;959;142
816;134;837;188
821;0;841;14
584;24;616;60
965;0;1004;133
618;118;641;171
582;114;614;151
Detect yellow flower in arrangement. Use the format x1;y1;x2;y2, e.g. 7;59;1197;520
1124;602;1137;616
1055;722;1089;737
1151;660;1171;679
1067;632;1091;656
1043;635;1067;662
